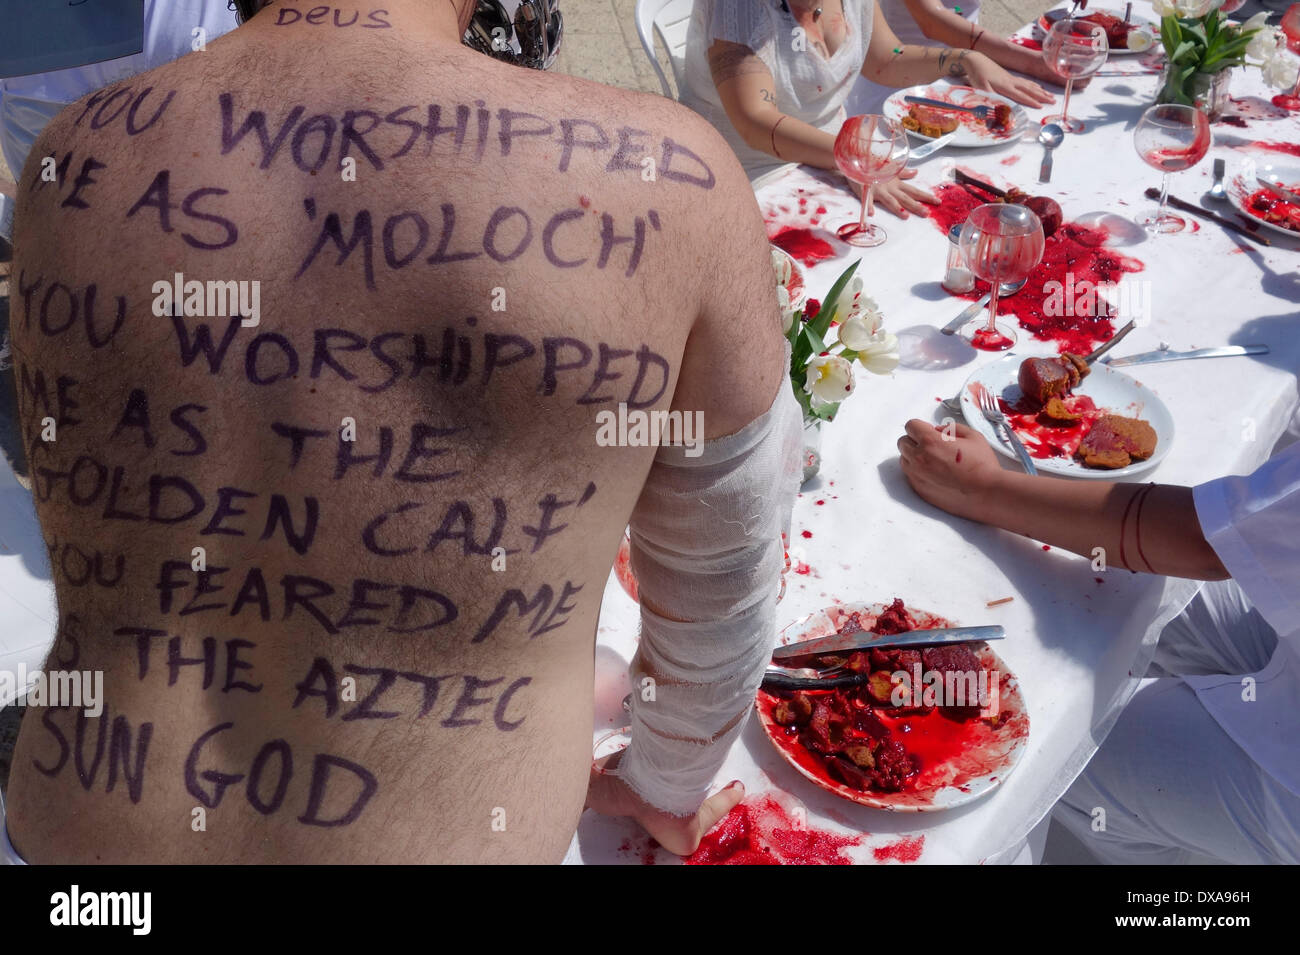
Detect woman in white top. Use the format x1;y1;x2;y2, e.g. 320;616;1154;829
851;0;1066;115
682;0;1053;212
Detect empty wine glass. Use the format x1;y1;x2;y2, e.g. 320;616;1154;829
958;204;1046;351
833;115;910;248
1133;103;1211;235
1042;18;1109;133
1272;4;1300;110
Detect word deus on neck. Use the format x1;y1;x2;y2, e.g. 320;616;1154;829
49;885;151;936
595;404;704;458
152;272;260;327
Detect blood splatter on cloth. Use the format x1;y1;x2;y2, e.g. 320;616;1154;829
770;226;836;266
873;835;925;863
686;795;863;865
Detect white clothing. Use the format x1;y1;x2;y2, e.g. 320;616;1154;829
681;0;873;181
0;789;26;864
0;0;237;239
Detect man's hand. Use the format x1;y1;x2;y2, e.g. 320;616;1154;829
584;751;745;856
897;418;1007;521
850;167;938;218
962;52;1056;108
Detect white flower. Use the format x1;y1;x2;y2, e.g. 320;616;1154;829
856;331;901;375
1262;48;1299;90
1247;24;1282;61
804;354;856;403
837;313;879;350
826;275;882;327
777;285;796;334
1160;0;1218;17
1151;0;1175;17
771;249;792;287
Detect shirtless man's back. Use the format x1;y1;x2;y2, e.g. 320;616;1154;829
5;1;787;863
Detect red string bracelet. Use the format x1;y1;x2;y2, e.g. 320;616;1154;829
1133;483;1156;573
771;114;789;158
1118;484;1144;570
970;26;985;50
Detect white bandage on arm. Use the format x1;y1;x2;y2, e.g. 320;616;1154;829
613;382;803;816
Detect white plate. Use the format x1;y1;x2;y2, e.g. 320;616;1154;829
960;353;1174;479
758;601;1030;812
1226;160;1300;240
1034;8;1159;55
882;85;1028;148
770;245;808;310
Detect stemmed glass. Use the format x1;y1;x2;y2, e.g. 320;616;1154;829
833;114;910;248
1133;104;1211;235
958;203;1046;351
1272;4;1300;111
1042;19;1109;133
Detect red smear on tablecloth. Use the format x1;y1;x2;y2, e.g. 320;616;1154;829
1000;393;1104;459
1251;140;1300;158
794;561;814;576
770;226;837;266
801;530;814;538
873;835;925;863
1000;155;1022;165
1218;115;1248;128
1227;96;1289;121
617;836;660;865
686;795;862;865
1009;35;1042;50
815;499;826;505
930;183;1143;352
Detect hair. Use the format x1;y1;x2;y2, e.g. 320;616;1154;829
229;0;267;23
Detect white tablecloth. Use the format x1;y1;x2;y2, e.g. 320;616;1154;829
569;1;1300;864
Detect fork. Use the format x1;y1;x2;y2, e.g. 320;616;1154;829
975;386;1039;476
903;95;996;122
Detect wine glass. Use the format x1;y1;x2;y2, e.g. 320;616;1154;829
833;115;910;248
958;203;1046;351
1133;104;1211;235
1042;19;1109;133
1272;4;1300;111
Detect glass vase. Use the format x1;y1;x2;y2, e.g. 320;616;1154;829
1157;66;1232;121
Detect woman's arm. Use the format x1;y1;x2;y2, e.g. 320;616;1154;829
900;0;1066;86
898;419;1230;580
863;2;1055;107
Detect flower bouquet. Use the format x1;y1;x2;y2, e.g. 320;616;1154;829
1153;0;1298;116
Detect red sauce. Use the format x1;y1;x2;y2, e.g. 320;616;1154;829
930;183;1142;352
801;530;813;538
614;534;639;602
873;835;925;863
770;226;836;266
1241;187;1300;233
1269;95;1300;112
971;326;1015;351
686;795;862;865
1000;393;1103;459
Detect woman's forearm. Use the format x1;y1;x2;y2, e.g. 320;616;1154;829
910;8;1053;79
979;471;1230;580
862;43;971;88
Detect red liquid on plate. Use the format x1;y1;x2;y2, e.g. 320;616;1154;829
1242;187;1300;233
1000;393;1104;459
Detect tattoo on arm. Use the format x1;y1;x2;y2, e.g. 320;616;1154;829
759;88;775;103
707;41;771;85
941;48;969;77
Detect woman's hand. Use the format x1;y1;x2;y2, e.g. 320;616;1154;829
584;752;744;856
897;418;1007;520
961;52;1056;108
850;167;938;218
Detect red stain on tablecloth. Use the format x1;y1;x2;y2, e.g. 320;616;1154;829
1000;155;1022;165
1251;140;1300;158
686;795;863;865
873;835;925;863
770;226;836;266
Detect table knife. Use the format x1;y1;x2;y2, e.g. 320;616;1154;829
1104;345;1270;367
771;625;1004;662
910;131;958;160
941;293;991;334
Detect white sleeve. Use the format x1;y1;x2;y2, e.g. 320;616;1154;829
613;381;803;816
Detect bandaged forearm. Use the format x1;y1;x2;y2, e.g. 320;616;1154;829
614;384;802;816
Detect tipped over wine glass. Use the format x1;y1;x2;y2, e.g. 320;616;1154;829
1133;103;1211;235
833;114;910;248
958;203;1046;352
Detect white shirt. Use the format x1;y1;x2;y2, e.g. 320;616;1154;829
847;0;981;117
0;0;237;239
1191;441;1300;796
682;0;873;181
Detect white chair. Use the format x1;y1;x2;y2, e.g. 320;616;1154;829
634;0;694;100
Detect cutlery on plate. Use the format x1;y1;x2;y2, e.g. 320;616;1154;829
1257;165;1300;205
1104;344;1270;367
1208;157;1227;202
771;625;1005;662
1083;320;1137;365
1144;187;1271;246
910;131;958;159
1038;123;1064;184
903;94;995;121
975;384;1039;476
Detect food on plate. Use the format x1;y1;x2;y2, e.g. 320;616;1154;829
1081;11;1134;49
901;105;959;138
766;599;998;794
1244;188;1300;233
1076;414;1158;469
989;103;1014;132
1041;395;1081;423
1018;352;1090;406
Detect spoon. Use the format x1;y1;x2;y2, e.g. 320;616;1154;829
1208;157;1227;202
1038;124;1064;185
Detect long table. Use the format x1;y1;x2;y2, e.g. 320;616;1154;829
568;0;1300;864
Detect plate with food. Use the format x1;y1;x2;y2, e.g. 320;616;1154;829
960;351;1175;478
771;245;808;310
882;85;1027;147
1227;161;1300;239
1036;7;1159;54
756;599;1030;812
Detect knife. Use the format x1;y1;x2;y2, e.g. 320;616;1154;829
903;95;983;116
941;293;991;334
910;131;958;160
771;625;1004;662
1104;344;1270;367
